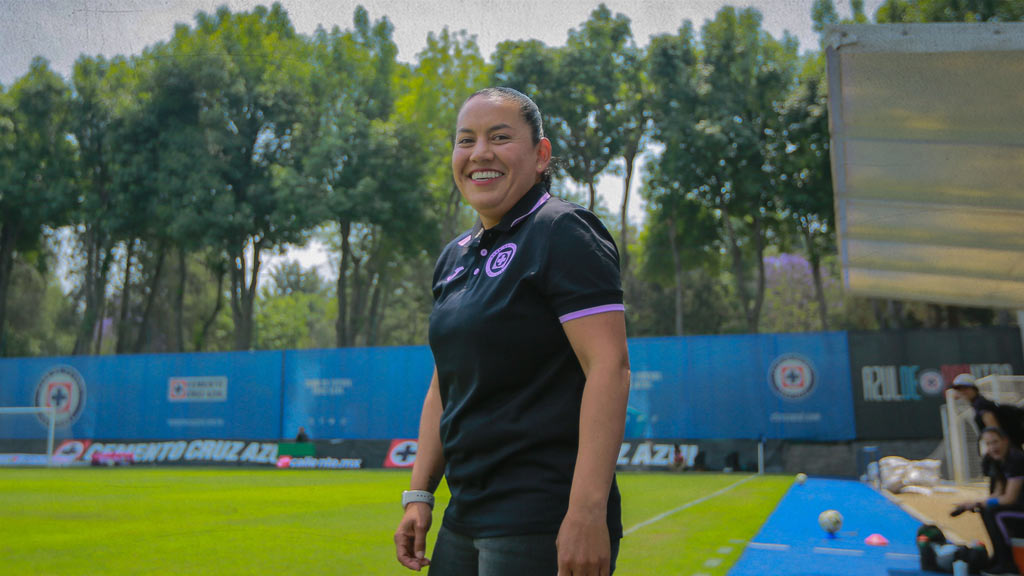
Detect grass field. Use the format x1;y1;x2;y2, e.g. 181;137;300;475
0;468;792;575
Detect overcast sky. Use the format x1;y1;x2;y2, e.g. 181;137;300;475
0;0;884;276
0;0;888;86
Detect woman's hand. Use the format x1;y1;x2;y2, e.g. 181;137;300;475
395;502;433;571
557;506;611;576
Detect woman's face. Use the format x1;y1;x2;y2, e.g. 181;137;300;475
452;95;551;228
983;431;1009;460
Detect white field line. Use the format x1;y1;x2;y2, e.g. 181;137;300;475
623;474;758;536
885;552;919;560
813;547;865;556
746;542;791;551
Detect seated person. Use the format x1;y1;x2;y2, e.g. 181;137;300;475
952;427;1024;576
294;426;309;443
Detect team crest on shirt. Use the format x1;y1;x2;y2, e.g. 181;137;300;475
485;243;517;277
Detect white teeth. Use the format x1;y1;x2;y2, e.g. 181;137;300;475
471;171;502;181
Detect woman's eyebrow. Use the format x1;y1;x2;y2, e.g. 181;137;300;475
456;123;513;134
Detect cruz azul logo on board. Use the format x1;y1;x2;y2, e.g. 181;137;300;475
34;365;87;428
769;354;816;401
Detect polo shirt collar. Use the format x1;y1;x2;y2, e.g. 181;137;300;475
470;184;551;240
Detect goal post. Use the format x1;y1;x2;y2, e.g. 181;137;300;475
944;375;1024;485
0;406;56;467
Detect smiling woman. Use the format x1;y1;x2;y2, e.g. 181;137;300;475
450;89;552;228
394;87;631;576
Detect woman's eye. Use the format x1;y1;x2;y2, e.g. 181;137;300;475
493;134;509;141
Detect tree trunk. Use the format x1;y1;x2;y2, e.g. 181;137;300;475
134;244;166;353
750;210;767;334
336;221;351;347
620;150;636;274
442;181;462;248
350;256;366;346
174;249;187;353
195;266;225;352
74;229;114;355
587;180;597;212
369;272;388;347
666;218;684;336
229;238;260;351
367;270;385;347
116;239;136;354
72;230;98;355
721;206;757;333
0;223;16;357
803;227;830;331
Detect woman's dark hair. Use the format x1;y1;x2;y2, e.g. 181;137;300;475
981;426;1008;439
462;87;554;190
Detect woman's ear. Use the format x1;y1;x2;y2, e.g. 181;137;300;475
536;137;552;174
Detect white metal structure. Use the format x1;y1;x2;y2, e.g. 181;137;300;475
0;406;56;467
825;23;1024;310
944;375;1024;484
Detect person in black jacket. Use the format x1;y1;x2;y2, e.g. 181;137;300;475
952;373;1024;449
952;427;1024;576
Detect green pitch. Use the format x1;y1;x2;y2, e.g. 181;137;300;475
0;468;792;575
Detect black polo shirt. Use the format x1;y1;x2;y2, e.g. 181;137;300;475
429;183;624;539
983;448;1024;504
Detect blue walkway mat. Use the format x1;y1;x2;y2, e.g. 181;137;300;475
729;478;932;576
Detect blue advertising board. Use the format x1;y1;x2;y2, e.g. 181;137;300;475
625;332;856;440
1;333;858;442
0;352;283;440
282;347;435;440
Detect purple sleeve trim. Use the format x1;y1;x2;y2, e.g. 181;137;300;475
558;304;625;323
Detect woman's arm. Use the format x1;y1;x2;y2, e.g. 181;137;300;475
557;311;630;576
995;477;1023;505
395;368;446;572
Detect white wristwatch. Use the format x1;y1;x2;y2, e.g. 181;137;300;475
402;490;435;510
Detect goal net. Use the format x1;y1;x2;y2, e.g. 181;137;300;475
944;375;1024;485
0;406;57;467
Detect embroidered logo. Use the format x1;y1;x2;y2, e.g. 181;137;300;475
485;243;517;277
445;266;465;282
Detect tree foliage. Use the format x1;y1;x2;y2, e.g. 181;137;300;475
2;2;1017;356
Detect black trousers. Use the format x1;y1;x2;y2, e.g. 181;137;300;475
979;504;1024;568
428;525;620;576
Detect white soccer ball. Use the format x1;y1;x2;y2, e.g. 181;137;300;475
819;509;843;534
795;473;807;485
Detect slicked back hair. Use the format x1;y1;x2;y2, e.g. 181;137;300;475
461;87;553;191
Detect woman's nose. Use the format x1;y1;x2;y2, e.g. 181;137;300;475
470;140;493;162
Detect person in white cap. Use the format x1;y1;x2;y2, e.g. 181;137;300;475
952;373;1024;449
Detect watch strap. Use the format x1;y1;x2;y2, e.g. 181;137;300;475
402;489;434;510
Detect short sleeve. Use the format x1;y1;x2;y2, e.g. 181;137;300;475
1005;451;1024;479
542;209;624;323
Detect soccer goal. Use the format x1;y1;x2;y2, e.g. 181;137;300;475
944;375;1024;485
0;406;57;467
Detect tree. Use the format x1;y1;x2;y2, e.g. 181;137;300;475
776;54;836;330
877;0;1024;22
255;260;334;350
171;4;318;350
656;7;798;333
401;27;491;245
0;59;75;356
292;8;435;347
639;169;720;335
643;25;716;334
68;54;139;355
549;4;637;213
